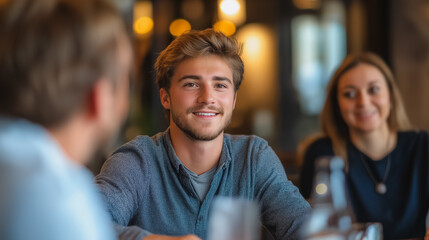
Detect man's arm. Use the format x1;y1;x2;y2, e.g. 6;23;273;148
254;142;311;240
96;144;153;240
96;143;202;240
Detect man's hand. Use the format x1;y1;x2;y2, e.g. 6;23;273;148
143;234;201;240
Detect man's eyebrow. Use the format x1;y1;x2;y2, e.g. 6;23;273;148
178;75;201;81
177;75;233;85
213;76;232;84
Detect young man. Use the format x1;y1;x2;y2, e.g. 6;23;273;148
96;29;310;240
0;0;132;239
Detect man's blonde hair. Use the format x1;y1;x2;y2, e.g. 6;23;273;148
155;29;244;92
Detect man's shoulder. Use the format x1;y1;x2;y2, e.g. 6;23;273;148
223;134;275;162
107;131;169;169
0;118;64;171
117;131;167;153
0;163;114;240
224;134;269;150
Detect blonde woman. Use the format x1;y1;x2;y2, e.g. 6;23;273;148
298;52;429;239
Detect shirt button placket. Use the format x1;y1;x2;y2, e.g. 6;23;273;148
195;214;205;237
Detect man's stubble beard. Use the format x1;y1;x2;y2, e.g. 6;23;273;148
171;106;232;141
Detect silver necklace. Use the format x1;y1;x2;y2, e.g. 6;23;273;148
359;153;391;194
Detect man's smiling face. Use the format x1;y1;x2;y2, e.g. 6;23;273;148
160;54;236;141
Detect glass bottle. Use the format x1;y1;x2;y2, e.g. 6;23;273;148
300;156;354;240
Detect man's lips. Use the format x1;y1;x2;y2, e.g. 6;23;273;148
193;112;217;116
187;106;224;115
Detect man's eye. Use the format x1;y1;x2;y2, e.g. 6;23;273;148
215;83;227;89
184;82;197;87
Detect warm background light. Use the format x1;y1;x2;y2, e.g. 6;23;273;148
220;0;240;15
232;24;278;140
133;1;153;37
213;20;236;36
169;19;191;37
315;183;328;195
217;0;246;26
293;0;321;10
134;17;154;35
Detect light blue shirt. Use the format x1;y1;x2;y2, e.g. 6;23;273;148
0;117;116;240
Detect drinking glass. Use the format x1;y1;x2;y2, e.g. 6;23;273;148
348;222;383;240
207;196;260;240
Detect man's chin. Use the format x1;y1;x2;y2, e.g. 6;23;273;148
183;128;224;141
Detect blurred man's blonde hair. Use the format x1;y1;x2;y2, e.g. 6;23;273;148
0;0;129;127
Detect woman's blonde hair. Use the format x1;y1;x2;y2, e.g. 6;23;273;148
299;52;412;170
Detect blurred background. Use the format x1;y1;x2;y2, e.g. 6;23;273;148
91;0;429;184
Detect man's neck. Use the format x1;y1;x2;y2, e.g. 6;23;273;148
48;116;95;166
169;126;223;175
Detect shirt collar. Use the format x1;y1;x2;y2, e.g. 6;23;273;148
162;128;232;174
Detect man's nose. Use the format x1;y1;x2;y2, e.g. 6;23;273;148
197;85;215;104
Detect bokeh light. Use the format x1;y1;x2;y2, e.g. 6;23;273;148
220;0;240;15
293;0;321;9
213;20;236;36
169;19;191;37
315;183;328;195
134;16;154;35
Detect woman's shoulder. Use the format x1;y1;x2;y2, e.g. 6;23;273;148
307;136;333;151
398;129;427;136
298;134;334;163
398;130;429;142
397;130;429;152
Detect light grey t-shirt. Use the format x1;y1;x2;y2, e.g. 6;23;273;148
184;165;217;202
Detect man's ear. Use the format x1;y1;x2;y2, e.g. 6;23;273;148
87;78;112;122
160;88;171;110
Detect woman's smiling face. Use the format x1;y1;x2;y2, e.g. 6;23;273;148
337;63;391;134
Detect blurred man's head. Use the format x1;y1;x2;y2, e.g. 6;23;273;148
0;0;132;161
